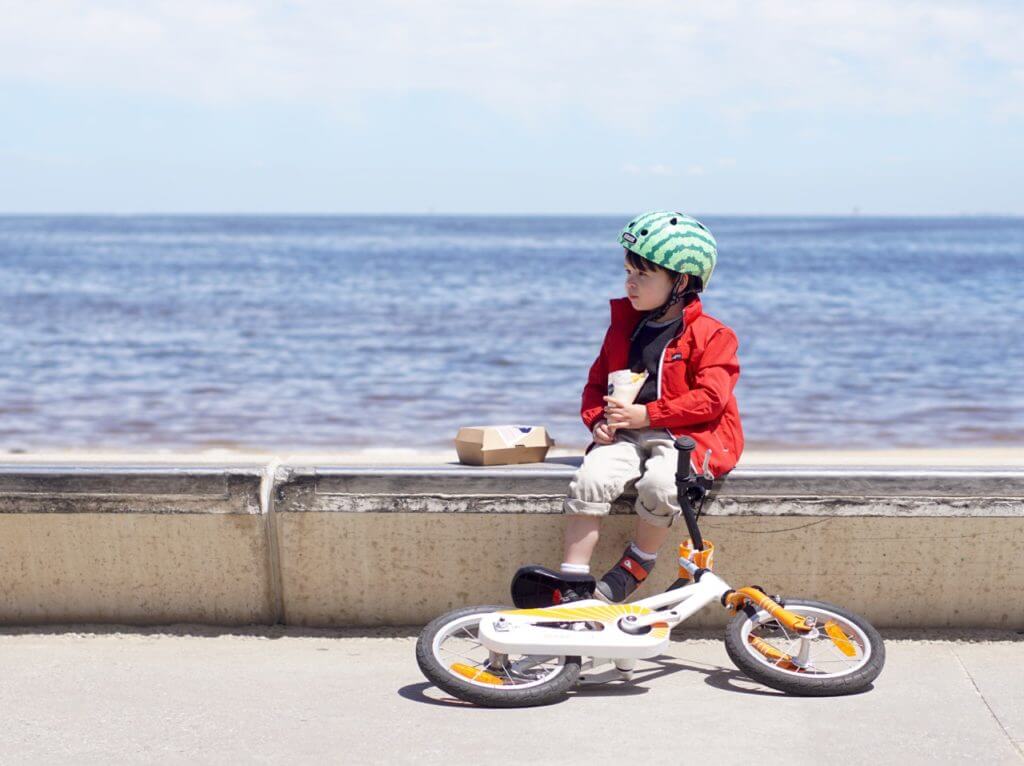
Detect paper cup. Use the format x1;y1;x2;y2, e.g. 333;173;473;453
607;369;648;404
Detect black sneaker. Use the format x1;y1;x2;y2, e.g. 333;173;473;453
596;545;656;603
556;585;591;604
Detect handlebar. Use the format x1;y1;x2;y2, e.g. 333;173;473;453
673;436;706;551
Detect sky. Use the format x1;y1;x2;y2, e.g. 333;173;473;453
2;0;1023;215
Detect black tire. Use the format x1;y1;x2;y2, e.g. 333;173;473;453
415;604;582;708
724;598;885;696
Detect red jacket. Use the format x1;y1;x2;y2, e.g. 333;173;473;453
581;297;744;477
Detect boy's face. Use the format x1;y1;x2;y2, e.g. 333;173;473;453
624;254;684;311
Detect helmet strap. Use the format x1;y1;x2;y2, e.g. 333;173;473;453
649;274;688;322
630;274;691;342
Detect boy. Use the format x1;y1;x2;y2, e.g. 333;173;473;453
561;211;744;602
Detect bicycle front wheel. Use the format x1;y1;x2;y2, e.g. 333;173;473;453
724;598;885;696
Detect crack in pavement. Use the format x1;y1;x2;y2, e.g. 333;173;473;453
950;646;1024;762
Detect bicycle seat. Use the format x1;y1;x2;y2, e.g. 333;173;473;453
511;565;597;608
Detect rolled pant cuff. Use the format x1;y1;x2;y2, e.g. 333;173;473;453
563;497;611;517
633;500;680;528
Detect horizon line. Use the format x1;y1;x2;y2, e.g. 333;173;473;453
2;211;1023;219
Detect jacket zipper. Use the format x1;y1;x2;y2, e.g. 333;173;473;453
655;343;666;400
655;329;673;438
655;319;684;400
656;324;700;474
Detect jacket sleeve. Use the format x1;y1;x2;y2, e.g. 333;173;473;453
580;327;612;432
645;328;739;428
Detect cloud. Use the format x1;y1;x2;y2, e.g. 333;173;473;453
1;0;1022;126
623;163;677;177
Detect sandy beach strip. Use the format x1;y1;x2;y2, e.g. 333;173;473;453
0;446;1021;467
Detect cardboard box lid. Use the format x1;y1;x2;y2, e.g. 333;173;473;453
455;425;554;451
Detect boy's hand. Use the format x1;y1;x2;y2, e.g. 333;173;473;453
591;418;615;445
603;395;651;432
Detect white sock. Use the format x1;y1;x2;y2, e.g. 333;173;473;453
628;542;658;562
560;562;590;575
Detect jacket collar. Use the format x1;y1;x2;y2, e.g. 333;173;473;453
610;295;703;330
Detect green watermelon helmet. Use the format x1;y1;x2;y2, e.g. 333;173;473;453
618;211;717;291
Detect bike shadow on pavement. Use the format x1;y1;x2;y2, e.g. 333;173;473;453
398;654;795;708
574;654;788;699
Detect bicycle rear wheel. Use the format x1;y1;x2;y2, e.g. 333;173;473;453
415;604;581;707
724;598;884;696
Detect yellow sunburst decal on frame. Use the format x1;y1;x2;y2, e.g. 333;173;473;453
498;604;669;639
500;603;652;620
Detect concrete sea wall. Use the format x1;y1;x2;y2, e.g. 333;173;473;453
1;461;1022;628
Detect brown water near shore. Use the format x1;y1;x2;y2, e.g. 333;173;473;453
2;446;1022;467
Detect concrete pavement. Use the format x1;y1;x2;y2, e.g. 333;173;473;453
0;627;1021;764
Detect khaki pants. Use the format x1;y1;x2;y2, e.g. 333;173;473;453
562;427;682;528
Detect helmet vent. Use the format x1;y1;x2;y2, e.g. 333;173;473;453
640;229;648;236
628;222;636;228
670;217;677;225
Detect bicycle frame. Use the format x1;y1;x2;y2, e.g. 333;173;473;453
479;437;746;663
478;568;732;662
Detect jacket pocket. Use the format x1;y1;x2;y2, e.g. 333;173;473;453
659;355;690;396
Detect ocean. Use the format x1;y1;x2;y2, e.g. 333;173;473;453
1;215;1021;452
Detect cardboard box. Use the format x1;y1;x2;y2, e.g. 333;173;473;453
454;425;555;466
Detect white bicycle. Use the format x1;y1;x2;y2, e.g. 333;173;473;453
416;437;885;707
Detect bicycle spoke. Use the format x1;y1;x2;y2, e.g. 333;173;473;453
439;646;488;667
500;662;518;684
747;610;868;677
445;637;486;657
510;656;557;673
813;642;861;667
